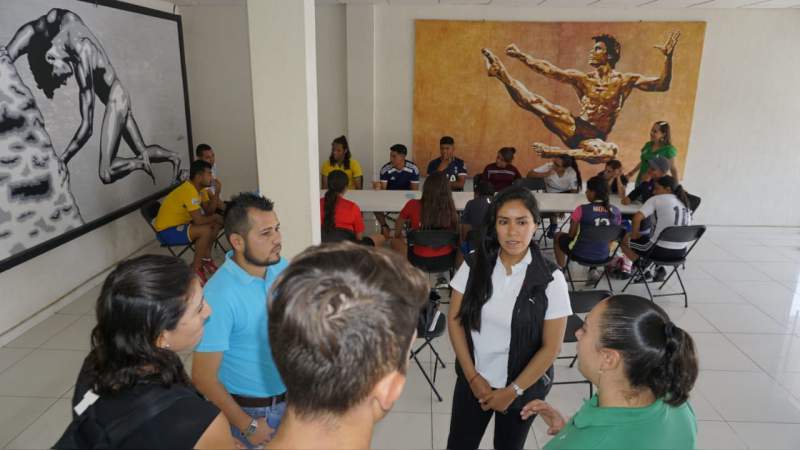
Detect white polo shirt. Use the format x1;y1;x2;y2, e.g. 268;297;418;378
450;250;572;388
533;163;579;193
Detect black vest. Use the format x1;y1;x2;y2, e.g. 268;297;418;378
456;245;557;410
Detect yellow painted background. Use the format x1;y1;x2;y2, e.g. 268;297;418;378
413;20;706;180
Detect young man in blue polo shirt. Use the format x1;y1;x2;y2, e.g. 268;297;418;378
375;144;420;235
427;135;468;191
192;192;287;448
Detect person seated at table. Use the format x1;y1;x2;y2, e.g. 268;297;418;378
391;171;459;260
61;255;234;449
375;143;420;236
196;143;225;215
482;147;522;192
522;294;698;450
601;159;628;196
554;176;622;277
154;160;224;282
620;175;693;282
321;170;385;247
427;135;468;191
321;135;363;190
527;155;583;238
460;179;494;256
621;156;669;206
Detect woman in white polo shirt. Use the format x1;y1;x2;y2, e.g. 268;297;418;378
527;155;583;238
447;186;571;450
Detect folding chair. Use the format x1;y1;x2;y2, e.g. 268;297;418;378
140;201;195;258
410;291;447;402
407;230;459;299
553;314;593;398
563;225;625;292
622;225;707;307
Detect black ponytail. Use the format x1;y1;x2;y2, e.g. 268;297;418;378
586;175;612;218
323;170;348;232
458;187;540;331
656;176;690;211
559;155;582;191
600;295;698;406
330;136;352;170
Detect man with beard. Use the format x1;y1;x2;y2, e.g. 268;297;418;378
192;192;288;449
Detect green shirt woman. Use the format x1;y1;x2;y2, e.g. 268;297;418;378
521;294;699;450
627;122;680;183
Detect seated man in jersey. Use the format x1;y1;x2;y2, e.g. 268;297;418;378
153;160;223;281
374;144;420;236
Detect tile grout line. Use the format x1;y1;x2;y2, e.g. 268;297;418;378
1;396;62;450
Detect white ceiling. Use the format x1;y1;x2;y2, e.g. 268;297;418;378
313;0;800;7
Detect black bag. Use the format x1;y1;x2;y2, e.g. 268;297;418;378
53;385;194;449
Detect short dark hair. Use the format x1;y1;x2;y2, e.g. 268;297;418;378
224;192;275;239
269;242;429;420
606;159;622;170
390;144;408;155
498;147;516;162
600;295;698;406
86;255;194;395
593;34;621;68
189;160;212;180
439;136;454;146
195;143;213;158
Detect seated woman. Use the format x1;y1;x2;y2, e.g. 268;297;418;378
527;155;583;238
320;170;385;246
554;176;622;273
59;255;234;449
460;180;494;255
391;171;459;261
522;294;698;449
482;147;522;192
620;175;693;282
320;135;363;189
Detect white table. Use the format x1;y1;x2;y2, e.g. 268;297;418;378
328;190;640;215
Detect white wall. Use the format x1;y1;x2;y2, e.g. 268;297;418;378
180;1;259;198
317;4;800;226
315;4;348;167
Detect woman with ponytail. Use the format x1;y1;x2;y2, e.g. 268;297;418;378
321;135;363;189
554;175;622;270
620;175;693;280
446;186;571;450
320;170;384;246
522;294;698;449
627;121;680;184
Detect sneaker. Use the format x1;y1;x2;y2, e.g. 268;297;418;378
546;223;559;239
435;276;449;289
201;258;218;277
653;266;668;282
195;268;208;285
586;267;601;285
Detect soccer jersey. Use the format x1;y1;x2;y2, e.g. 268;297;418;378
569;202;622;261
321;159;363;189
319;197;365;234
379;161;420;190
399;199;455;258
638;194;692;250
427;157;468;189
153;181;201;231
482;162;521;191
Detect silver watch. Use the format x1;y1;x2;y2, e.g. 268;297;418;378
243;418;258;438
511;382;524;396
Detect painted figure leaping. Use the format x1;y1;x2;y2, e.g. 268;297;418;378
481;30;680;163
5;8;182;183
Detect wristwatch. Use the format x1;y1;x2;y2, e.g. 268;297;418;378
511;382;524;397
243;418;258;438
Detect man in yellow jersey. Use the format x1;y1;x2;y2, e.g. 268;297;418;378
154;160;223;281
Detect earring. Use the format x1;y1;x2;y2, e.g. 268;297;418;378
164;342;171;349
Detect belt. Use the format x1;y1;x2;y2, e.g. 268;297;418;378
231;393;286;408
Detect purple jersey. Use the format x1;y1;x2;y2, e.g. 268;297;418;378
569;202;622;261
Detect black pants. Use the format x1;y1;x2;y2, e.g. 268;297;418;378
446;377;535;450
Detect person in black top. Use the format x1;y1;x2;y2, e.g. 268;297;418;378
61;255;234;449
622;156;669;207
601;159;628;196
460;180;494;255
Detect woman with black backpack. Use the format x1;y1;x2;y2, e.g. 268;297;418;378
56;255;233;449
446;186;572;450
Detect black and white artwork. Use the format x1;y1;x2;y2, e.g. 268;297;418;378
0;0;192;272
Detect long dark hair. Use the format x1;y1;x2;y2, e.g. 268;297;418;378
558;155;582;190
653;121;672;146
600;295;698;406
586;175;612;216
655;176;690;211
329;136;351;170
85;255;194;395
420;172;458;230
458;187;541;331
323;170;348;232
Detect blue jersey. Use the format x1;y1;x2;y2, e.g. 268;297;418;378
570;202;622;262
427;157;468;190
380;161;420;190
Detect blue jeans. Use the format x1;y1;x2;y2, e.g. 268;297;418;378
230;401;286;449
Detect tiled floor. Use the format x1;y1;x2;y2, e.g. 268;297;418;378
1;226;800;449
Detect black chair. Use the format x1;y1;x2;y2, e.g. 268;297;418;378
553;315;593;398
410;291;447;402
514;177;547;192
140;201;195;258
688;194;702;213
321;227;357;243
563;225;626;292
622;225;707;307
407;230;459;278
